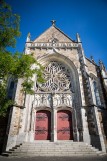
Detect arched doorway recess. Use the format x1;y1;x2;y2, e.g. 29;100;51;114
34;56;82;141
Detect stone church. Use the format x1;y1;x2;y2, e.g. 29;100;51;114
1;21;107;154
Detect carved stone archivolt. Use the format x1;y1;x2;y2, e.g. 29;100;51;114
32;60;82;141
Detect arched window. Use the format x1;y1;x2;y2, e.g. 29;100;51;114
93;81;101;106
8;81;14;99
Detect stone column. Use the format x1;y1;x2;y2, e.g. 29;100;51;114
53;109;57;141
94;106;106;152
81;108;90;144
23;94;31;142
72;108;78;141
50;93;54;142
27;99;35;142
28;108;36;142
51;107;56;142
77;68;90;144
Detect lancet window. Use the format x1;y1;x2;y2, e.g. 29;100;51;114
93;81;101;106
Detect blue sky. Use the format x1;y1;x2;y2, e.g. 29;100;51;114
6;0;107;68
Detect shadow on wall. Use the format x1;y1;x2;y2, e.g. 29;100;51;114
90;135;101;150
0;116;8;154
102;111;107;140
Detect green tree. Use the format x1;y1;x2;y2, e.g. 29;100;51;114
0;1;44;116
0;0;20;50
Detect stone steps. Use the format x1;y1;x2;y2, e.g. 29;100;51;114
2;142;106;157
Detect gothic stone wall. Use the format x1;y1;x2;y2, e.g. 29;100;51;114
5;25;107;151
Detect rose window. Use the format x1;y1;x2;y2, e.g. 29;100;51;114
38;61;71;92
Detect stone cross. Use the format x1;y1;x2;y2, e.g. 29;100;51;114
51;20;56;26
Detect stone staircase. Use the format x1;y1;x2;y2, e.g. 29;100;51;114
2;141;106;157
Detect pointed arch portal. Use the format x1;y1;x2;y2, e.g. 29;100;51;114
34;59;81;141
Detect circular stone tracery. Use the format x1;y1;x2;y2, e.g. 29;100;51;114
38;61;71;92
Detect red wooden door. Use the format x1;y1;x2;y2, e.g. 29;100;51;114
57;110;73;140
35;110;51;140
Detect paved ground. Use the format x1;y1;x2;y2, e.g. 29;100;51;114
0;156;107;161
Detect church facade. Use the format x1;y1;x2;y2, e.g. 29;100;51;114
5;21;107;152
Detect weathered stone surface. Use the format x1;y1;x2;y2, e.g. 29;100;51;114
4;24;107;154
34;26;73;43
86;59;97;76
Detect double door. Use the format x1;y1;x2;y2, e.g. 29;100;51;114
35;110;73;140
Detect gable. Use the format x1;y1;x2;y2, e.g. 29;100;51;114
34;26;74;43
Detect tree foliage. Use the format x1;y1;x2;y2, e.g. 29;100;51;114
0;1;44;116
0;0;20;50
0;81;14;117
